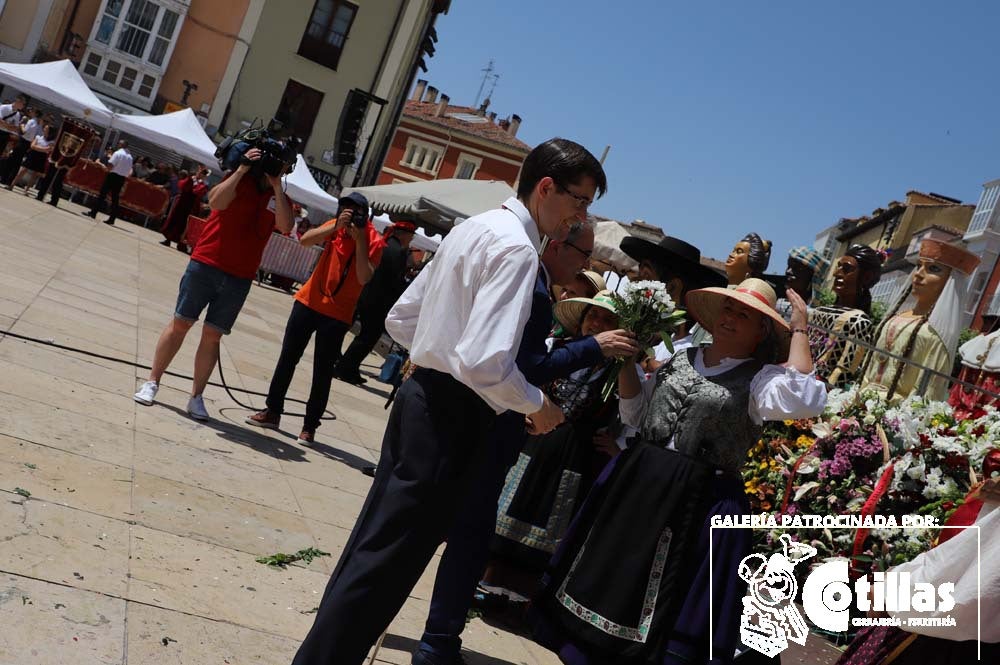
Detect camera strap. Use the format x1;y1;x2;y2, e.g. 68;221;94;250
319;246;354;300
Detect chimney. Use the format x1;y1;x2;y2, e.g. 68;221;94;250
424;86;438;103
488;111;497;123
507;113;522;137
435;94;449;117
412;79;427;102
477;97;490;116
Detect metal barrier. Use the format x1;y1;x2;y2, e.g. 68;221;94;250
259;233;323;283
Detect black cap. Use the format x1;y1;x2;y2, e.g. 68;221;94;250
620;235;726;290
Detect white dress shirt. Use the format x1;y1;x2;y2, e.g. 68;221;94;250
21;118;40;142
0;104;22;131
620;347;827;428
386;196;544;415
109;148;133;177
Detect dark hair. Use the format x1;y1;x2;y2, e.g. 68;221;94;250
845;244;884;314
517;137;607;201
742;233;772;278
178;169;190;179
44;125;57;141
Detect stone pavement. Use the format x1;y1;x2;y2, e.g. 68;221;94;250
0;190;559;665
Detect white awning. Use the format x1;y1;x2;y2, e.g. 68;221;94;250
0;59;113;125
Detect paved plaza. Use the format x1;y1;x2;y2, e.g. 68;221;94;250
0;190;557;665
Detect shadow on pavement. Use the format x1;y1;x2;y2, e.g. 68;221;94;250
381;633;526;665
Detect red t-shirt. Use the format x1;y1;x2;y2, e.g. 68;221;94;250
295;221;385;323
191;174;288;279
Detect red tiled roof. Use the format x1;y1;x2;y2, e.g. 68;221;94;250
402;100;531;152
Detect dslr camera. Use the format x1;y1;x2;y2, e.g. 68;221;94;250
216;118;301;179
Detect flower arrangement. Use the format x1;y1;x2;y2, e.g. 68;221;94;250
601;280;687;400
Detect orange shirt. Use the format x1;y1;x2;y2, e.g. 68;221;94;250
295;220;385;323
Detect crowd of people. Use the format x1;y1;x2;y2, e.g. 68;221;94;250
5;95;988;663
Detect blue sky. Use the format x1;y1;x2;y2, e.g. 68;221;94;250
422;1;1000;266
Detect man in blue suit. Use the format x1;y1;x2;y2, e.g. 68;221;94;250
413;222;639;665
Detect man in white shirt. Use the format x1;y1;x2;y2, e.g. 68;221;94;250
86;140;133;226
0;96;26;183
292;138;608;665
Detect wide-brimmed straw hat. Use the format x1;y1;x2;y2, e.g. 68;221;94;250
554;289;619;336
685;278;790;353
578;270;607;295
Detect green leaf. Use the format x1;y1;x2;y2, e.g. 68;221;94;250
658;331;674;355
24;463;37;470
255;547;331;568
13;487;30;498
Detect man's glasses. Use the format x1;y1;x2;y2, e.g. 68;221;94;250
565;240;592;260
555;182;593;210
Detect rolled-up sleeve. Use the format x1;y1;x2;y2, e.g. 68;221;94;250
749;364;827;424
619;364;654;428
454;245;544;415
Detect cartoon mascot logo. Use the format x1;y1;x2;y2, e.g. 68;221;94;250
738;534;817;657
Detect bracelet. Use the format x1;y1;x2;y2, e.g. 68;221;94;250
791;328;808;336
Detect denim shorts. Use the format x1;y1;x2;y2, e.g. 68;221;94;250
174;260;252;334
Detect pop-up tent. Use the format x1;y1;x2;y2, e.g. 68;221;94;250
284;155;340;216
342;178;516;235
111;108;217;165
593;220;639;273
0;59;113;125
371;213;441;252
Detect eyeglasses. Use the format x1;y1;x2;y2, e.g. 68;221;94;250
555;182;593;210
564;240;592;260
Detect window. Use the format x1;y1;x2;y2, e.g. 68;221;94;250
83;52;102;76
298;0;358;70
148;9;178;65
274;80;325;147
968;184;1000;236
117;0;158;57
120;66;138;90
400;137;443;174
455;153;482;179
138;74;156;97
95;0;124;44
103;60;121;84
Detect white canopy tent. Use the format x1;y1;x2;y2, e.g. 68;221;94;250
343;178;516;235
110;108;217;166
593;221;639;273
371;214;441;252
0;59;113;125
284;155;340;216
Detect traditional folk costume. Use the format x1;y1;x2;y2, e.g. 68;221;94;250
531;279;826;665
490;292;620;593
861;240;980;403
948;329;1000;419
808;305;874;388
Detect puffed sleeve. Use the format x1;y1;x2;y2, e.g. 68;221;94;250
749;364;828;424
619;364;656;429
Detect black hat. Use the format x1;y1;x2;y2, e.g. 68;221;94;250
620;235;726;289
339;191;369;210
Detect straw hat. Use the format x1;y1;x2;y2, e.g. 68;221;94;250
554;289;619;336
685;278;790;353
578;270;607;295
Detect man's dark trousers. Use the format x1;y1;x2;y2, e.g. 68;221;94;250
291;368;496;664
1;138;30;184
35;167;67;206
416;272;604;663
265;300;349;431
89;172;126;223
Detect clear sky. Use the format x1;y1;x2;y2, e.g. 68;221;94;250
422;1;1000;267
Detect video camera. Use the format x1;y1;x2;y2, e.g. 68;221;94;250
216;118;301;180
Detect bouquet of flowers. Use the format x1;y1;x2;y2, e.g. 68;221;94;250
601;280;688;400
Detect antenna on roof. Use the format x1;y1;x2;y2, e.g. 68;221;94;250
485;73;500;104
474;59;496;107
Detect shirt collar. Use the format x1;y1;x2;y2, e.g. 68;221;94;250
501;197;542;253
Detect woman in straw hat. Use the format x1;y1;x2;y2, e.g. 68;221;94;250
485;290;626;601
531;279;827;665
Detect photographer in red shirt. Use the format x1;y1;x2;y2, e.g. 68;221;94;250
246;192;385;445
133;147;293;419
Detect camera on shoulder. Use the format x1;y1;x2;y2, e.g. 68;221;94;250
215;118;301;180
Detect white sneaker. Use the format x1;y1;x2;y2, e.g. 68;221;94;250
187;394;209;421
134;381;158;405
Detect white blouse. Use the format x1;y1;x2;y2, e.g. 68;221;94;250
620;348;827;429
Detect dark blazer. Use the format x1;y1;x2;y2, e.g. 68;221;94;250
517;271;603;386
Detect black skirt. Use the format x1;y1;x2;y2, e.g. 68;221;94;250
492;421;598;572
24;150;48;173
532;444;717;663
